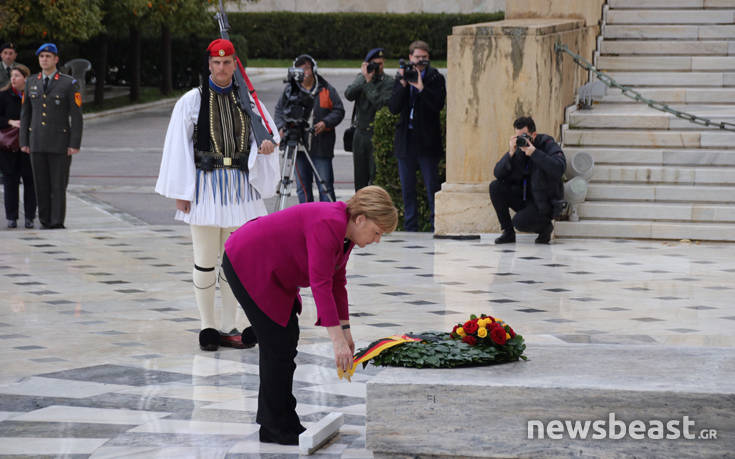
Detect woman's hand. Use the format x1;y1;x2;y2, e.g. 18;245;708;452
327;325;353;372
8;120;20;128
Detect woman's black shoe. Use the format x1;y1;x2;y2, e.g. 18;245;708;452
199;328;220;351
7;220;17;229
259;426;300;445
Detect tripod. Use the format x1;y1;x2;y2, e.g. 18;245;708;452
274;122;334;212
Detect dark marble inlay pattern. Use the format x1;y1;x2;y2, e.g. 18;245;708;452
0;421;134;438
38;364;190;386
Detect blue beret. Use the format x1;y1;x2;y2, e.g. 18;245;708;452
364;48;385;62
36;43;58;56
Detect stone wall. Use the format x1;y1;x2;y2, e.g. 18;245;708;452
230;0;504;13
435;1;605;235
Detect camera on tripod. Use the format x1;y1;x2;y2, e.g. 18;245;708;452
399;58;430;83
281;67;316;127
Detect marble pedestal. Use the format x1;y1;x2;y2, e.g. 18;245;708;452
366;344;735;458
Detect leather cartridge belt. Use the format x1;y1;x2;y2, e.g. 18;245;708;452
195;151;248;172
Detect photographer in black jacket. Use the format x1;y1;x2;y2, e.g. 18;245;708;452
388;40;445;231
489;117;566;244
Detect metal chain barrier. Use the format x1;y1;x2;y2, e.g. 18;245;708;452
555;42;735;132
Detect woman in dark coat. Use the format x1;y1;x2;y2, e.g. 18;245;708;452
0;63;36;228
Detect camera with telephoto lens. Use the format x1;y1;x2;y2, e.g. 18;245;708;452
516;133;533;148
399;58;429;83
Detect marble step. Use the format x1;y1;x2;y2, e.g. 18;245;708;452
603;24;735;39
607;9;735;24
598;56;735;71
586;183;735;202
555;219;735;240
591;164;735;185
564;146;735;167
610;0;733;7
366;345;735;458
575;201;735;223
601;87;735;104
567;104;735;130
600;40;734;56
563;126;735;148
604;71;735;87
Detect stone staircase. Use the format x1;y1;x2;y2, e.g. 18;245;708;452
556;0;735;241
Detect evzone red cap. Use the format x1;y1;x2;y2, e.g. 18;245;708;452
207;39;235;57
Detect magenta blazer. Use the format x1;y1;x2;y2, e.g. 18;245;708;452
224;201;354;327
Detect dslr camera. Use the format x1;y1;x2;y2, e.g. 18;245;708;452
366;61;381;74
399;58;429;83
515;133;533;148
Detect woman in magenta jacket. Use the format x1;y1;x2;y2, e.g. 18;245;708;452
222;185;397;445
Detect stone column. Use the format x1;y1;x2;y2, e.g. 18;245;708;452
435;11;602;236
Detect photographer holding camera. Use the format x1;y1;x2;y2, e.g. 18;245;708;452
489;117;566;245
274;55;344;203
389;40;446;231
344;48;393;191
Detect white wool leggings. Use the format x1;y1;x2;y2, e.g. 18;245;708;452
191;224;242;332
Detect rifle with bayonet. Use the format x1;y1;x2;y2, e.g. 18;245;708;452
214;0;274;147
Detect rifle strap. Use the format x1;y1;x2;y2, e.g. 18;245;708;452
235;57;273;136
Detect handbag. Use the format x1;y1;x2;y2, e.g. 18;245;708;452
0;126;19;152
342;95;358;152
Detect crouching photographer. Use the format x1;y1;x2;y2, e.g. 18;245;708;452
489;117;566;245
274;54;344;203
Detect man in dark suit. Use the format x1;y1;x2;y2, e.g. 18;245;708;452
388;40;446;231
20;43;83;229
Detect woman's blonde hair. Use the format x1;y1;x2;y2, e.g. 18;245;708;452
1;63;30;92
346;185;398;233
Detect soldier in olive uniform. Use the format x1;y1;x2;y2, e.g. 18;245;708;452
20;43;83;229
0;42;21;88
344;48;393;191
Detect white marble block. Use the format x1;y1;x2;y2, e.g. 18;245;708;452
299;412;344;455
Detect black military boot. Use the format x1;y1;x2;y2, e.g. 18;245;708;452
494;229;516;244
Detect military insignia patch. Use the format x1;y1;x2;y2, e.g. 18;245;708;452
218;49;225;57
74;92;82;107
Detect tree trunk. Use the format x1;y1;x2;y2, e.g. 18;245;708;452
94;34;108;106
129;25;141;102
161;25;173;95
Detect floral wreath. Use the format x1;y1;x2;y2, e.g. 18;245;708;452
351;314;527;370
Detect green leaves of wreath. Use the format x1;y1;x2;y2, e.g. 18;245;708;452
358;332;527;369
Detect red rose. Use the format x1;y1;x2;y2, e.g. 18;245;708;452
490;326;507;345
506;325;516;338
463;320;479;335
490;322;503;330
462;335;477;346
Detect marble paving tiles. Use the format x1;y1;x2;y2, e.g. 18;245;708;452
1;225;734;457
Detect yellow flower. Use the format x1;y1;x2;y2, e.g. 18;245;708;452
457;327;465;336
478;327;488;338
506;332;511;340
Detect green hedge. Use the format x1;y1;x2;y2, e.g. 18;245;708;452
5;12;502;88
229;12;504;60
373;106;447;232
